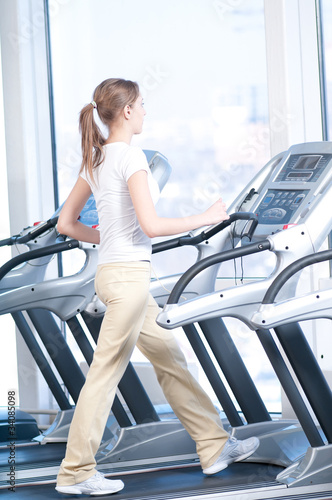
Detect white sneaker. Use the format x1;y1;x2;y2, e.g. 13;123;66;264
203;436;260;475
55;471;124;496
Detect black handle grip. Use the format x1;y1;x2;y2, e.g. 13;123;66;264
262;248;332;305
0;217;59;247
0;239;79;282
152;212;258;254
15;217;59;244
0;236;19;248
167;239;271;305
200;212;258;241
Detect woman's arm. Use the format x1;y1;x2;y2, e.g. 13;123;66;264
128;170;229;238
57;176;100;244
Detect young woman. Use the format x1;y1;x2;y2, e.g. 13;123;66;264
55;78;259;496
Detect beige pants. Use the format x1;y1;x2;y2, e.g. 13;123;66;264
57;262;229;486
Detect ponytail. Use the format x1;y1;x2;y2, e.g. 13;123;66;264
79;103;105;183
78;78;140;182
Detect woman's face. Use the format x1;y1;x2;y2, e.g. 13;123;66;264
130;94;146;134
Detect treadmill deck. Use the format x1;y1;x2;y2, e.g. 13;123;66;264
1;443;332;500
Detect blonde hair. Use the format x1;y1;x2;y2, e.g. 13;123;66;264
79;78;140;180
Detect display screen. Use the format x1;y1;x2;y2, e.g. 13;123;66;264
274;153;331;183
287;171;313;180
292;155;322;170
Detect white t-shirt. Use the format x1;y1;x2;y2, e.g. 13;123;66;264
81;142;160;264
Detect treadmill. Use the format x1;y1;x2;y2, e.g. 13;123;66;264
2;143;332;499
0;151;172;435
156;141;332;498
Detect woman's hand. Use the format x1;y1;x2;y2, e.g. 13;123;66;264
202;198;230;226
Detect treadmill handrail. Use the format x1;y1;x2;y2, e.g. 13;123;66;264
262;248;332;305
0;216;59;247
167;239;271;304
152;211;258;254
0;239;80;281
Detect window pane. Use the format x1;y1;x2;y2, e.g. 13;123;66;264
0;43;18;407
49;0;279;413
50;0;271;270
320;0;332;139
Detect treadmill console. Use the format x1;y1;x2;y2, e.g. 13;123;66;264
274;154;328;183
251;145;332;238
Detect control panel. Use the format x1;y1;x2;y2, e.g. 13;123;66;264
255;189;310;226
249;144;332;238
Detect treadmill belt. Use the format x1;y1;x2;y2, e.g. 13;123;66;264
0;462;284;499
0;442;66;467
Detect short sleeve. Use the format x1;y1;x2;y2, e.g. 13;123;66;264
80;168;87;182
122;147;149;182
80;167;94;188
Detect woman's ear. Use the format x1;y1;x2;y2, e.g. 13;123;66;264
123;104;131;120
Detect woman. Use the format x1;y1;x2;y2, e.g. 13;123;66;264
55;78;259;496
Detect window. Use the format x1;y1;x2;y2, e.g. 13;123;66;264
50;0;271;274
0;44;18;407
320;0;332;139
49;0;279;412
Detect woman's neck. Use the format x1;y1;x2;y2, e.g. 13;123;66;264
106;125;133;145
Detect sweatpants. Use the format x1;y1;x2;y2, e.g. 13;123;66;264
56;261;229;486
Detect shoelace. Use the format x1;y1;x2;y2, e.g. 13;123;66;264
85;472;105;489
228;437;238;446
224;437;241;458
